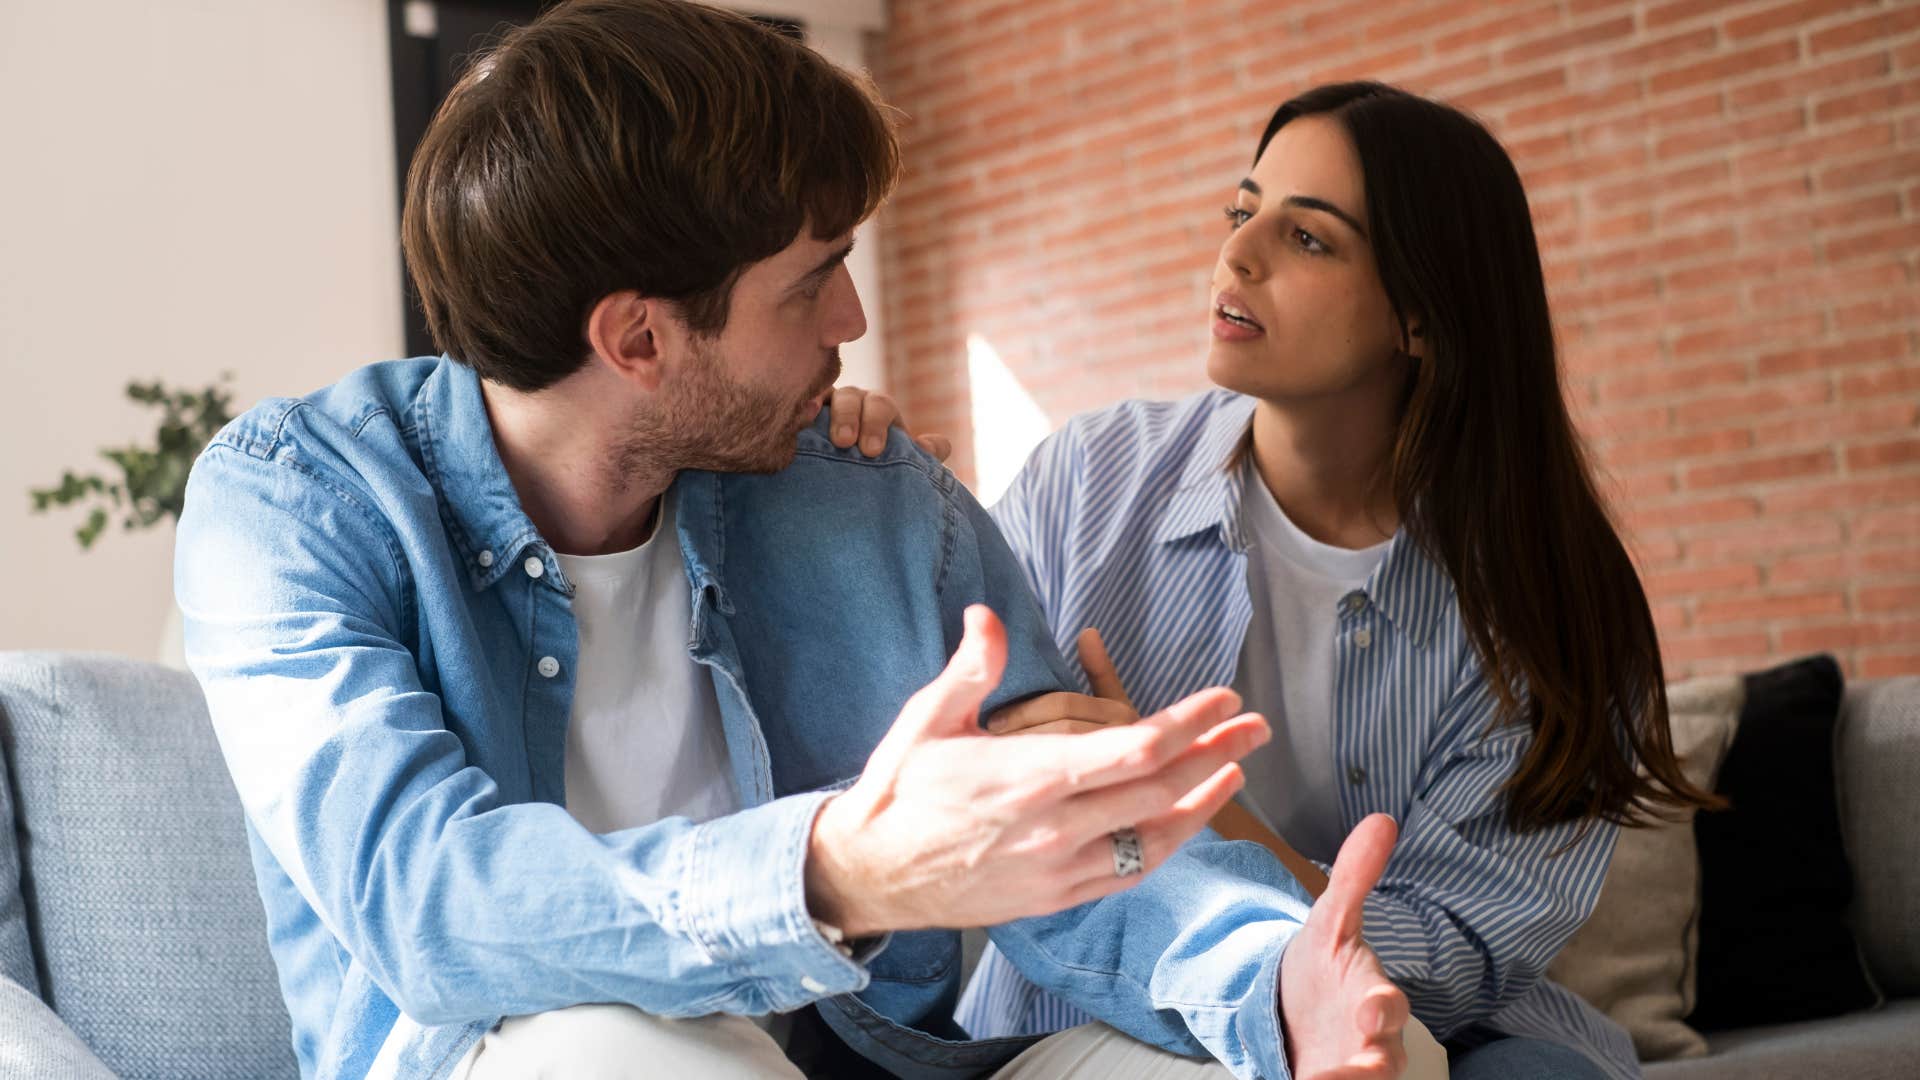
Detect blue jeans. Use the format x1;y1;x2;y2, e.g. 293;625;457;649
1449;1035;1614;1080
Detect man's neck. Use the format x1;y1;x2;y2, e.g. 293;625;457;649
481;376;669;556
1247;380;1401;551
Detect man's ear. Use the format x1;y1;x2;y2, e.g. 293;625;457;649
585;290;665;390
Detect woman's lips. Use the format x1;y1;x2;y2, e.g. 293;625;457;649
1212;291;1266;341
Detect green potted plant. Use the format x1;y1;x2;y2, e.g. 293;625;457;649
29;376;235;664
30;376;235;549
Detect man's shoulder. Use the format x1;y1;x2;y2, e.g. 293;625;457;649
209;357;440;463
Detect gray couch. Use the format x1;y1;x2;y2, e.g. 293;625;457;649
0;650;1914;1079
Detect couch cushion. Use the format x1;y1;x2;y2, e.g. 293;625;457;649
1690;654;1880;1031
1547;675;1742;1061
0;715;41;996
1836;676;1920;997
0;651;296;1079
1645;997;1920;1080
0;974;116;1080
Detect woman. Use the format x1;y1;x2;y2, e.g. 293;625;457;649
921;82;1719;1080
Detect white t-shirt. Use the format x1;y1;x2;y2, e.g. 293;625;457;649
554;491;736;833
1230;463;1391;866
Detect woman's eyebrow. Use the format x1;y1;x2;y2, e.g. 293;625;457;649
1236;178;1367;239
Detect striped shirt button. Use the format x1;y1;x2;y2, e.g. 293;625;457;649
1347;765;1368;786
1354;627;1374;649
1344;592;1367;613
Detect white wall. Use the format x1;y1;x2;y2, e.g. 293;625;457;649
0;1;404;656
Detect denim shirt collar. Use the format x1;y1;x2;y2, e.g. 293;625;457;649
1151;390;1452;647
411;355;739;610
410;357;562;593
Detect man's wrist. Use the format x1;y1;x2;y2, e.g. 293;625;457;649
804;793;883;939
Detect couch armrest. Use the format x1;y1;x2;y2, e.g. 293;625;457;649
0;975;117;1079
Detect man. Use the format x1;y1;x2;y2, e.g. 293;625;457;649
175;2;1410;1078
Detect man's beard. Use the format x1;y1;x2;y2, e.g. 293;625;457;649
616;338;842;485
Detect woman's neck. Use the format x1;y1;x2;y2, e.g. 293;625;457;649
1247;392;1400;551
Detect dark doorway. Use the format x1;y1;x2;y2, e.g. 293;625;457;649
386;0;808;359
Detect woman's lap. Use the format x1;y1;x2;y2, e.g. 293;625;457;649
1447;1035;1613;1080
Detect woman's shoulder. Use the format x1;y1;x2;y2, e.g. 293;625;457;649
1049;387;1253;473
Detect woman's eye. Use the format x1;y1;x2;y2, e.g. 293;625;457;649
1293;227;1328;254
1221;205;1252;230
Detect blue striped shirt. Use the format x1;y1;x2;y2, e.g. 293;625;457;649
957;390;1641;1080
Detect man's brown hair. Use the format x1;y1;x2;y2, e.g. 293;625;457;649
401;0;900;391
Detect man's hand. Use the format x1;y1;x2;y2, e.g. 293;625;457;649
805;605;1270;938
825;385;952;462
1280;814;1410;1080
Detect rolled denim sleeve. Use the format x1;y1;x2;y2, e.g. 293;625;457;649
986;836;1310;1080
1361;657;1619;1039
176;441;866;1026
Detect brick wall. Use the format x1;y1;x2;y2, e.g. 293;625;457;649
873;0;1920;679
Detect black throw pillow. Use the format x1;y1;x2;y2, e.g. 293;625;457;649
1689;653;1881;1031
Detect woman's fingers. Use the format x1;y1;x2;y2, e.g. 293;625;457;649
1076;628;1135;708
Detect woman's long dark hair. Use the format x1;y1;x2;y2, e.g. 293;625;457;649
1257;82;1721;832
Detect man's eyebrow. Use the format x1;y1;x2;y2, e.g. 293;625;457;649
1236;178;1369;240
794;240;855;289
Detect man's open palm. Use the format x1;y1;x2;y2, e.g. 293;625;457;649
1281;813;1411;1079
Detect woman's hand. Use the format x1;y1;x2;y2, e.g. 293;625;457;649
825;385;953;462
984;629;1140;736
1013;629;1331;898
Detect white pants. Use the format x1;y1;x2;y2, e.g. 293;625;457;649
454;1005;1448;1079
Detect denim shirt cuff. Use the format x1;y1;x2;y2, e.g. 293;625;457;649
681;791;879;1010
1249;934;1294;1080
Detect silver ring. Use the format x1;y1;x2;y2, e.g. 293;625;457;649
1110;827;1145;878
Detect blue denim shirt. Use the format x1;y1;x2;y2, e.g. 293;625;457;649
175;357;1318;1080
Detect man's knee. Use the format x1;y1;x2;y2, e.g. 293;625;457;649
460;1004;800;1080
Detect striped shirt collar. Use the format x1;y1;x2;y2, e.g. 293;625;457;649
1150;391;1453;648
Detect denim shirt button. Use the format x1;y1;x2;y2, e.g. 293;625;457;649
523;556;544;579
476;549;494;568
536;656;560;679
800;976;828;994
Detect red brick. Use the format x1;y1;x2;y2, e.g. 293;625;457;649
1749;259;1909;308
1609;427;1755;467
1653;40;1801;96
1764;474;1920;514
1828;220;1920;263
1655;105;1804;161
1627;496;1762;530
1727;0;1879;41
1861;653;1920;678
1684;449;1837;489
1819;149;1920;192
1601;360;1749;402
1501;17;1636;68
1673;312;1826;359
1860;583;1920;614
1508;81;1644;128
1666;374;1827;424
1754;402;1920;446
1663;631;1775;666
1840;364;1920;401
1728;52;1890;110
1847;438;1920;472
1646;0;1750;30
1432;3;1564;54
1646;563;1764;596
1756;333;1906;377
1695;590;1848;624
1734;121;1893;179
1814;77;1920;123
1809;7;1920;55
